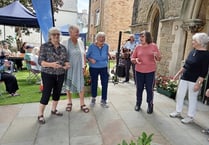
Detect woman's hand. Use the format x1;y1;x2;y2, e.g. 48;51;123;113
88;58;96;64
193;83;201;92
52;62;62;69
63;62;70;70
205;89;209;97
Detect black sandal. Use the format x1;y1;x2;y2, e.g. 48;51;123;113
51;110;63;116
66;103;72;112
38;115;45;124
81;104;89;113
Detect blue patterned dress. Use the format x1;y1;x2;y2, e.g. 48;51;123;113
65;39;84;93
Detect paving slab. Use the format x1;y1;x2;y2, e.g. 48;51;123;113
0;81;209;145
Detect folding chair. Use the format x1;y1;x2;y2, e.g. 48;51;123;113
25;60;41;84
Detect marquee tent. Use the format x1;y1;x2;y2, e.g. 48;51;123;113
0;1;39;28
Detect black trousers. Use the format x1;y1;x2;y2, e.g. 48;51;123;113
40;72;65;105
1;72;19;94
124;58;136;82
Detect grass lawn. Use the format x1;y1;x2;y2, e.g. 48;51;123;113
0;60;116;106
0;70;97;105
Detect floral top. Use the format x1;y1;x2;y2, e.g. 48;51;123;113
38;42;69;75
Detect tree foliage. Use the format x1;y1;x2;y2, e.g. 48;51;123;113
0;0;63;13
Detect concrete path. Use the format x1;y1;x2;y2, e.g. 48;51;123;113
0;81;209;145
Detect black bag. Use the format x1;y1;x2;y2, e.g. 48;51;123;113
116;65;125;77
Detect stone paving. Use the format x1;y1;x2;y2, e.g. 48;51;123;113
0;81;209;145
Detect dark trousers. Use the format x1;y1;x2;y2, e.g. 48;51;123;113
124;58;135;82
89;67;109;101
40;72;64;105
1;72;18;94
135;71;155;106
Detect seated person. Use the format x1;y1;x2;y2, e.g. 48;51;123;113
2;41;12;57
0;56;19;96
24;44;34;70
30;47;41;71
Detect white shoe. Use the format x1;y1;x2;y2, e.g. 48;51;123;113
181;117;193;124
169;111;181;118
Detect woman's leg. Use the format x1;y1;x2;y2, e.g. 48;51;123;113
51;74;65;111
136;71;145;107
1;72;18;94
89;67;99;98
100;67;109;101
175;80;188;113
187;81;199;117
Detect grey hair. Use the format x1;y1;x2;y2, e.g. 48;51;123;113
48;27;61;41
68;25;79;33
95;32;105;40
32;47;40;55
192;33;209;48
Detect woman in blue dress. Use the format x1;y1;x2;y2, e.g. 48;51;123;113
62;25;89;113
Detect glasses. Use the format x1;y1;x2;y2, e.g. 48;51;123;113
51;33;60;36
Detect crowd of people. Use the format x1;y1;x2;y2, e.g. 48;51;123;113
1;26;209;140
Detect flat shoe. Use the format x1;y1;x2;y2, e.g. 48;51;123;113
51;110;63;116
66;103;72;112
38;115;45;124
81;104;89;113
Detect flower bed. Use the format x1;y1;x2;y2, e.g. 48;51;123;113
155;75;178;99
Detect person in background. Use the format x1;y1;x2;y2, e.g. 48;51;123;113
30;47;41;71
202;89;209;140
131;31;161;114
170;32;209;124
122;34;136;83
0;48;19;96
37;27;70;124
2;41;12;56
24;45;34;70
86;32;112;108
20;42;27;53
62;25;89;113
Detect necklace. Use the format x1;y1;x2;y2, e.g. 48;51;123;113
193;50;196;56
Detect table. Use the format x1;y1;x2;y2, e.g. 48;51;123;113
8;56;24;71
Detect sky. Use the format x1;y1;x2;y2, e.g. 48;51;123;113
77;0;89;13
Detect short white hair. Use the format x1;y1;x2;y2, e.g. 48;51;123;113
48;27;61;41
192;33;209;48
95;32;105;40
32;47;40;55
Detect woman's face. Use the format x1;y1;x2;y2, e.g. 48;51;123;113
140;34;146;45
70;28;79;39
192;39;201;49
97;35;105;45
50;31;60;43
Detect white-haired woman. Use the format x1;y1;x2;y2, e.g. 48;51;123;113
170;32;209;124
62;25;89;113
86;32;112;108
37;27;70;124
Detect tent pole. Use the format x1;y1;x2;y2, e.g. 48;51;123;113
3;25;5;40
50;0;55;27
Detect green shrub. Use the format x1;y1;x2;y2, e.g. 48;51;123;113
118;132;154;145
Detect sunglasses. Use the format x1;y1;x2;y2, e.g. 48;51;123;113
51;33;60;36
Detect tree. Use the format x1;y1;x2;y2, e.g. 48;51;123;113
0;0;63;50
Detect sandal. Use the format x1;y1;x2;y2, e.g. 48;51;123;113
66;103;72;112
51;110;63;116
38;115;45;124
80;104;89;113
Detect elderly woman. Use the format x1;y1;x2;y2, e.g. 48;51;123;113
62;25;89;113
86;32;111;108
37;27;70;124
170;32;209;124
131;31;161;114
